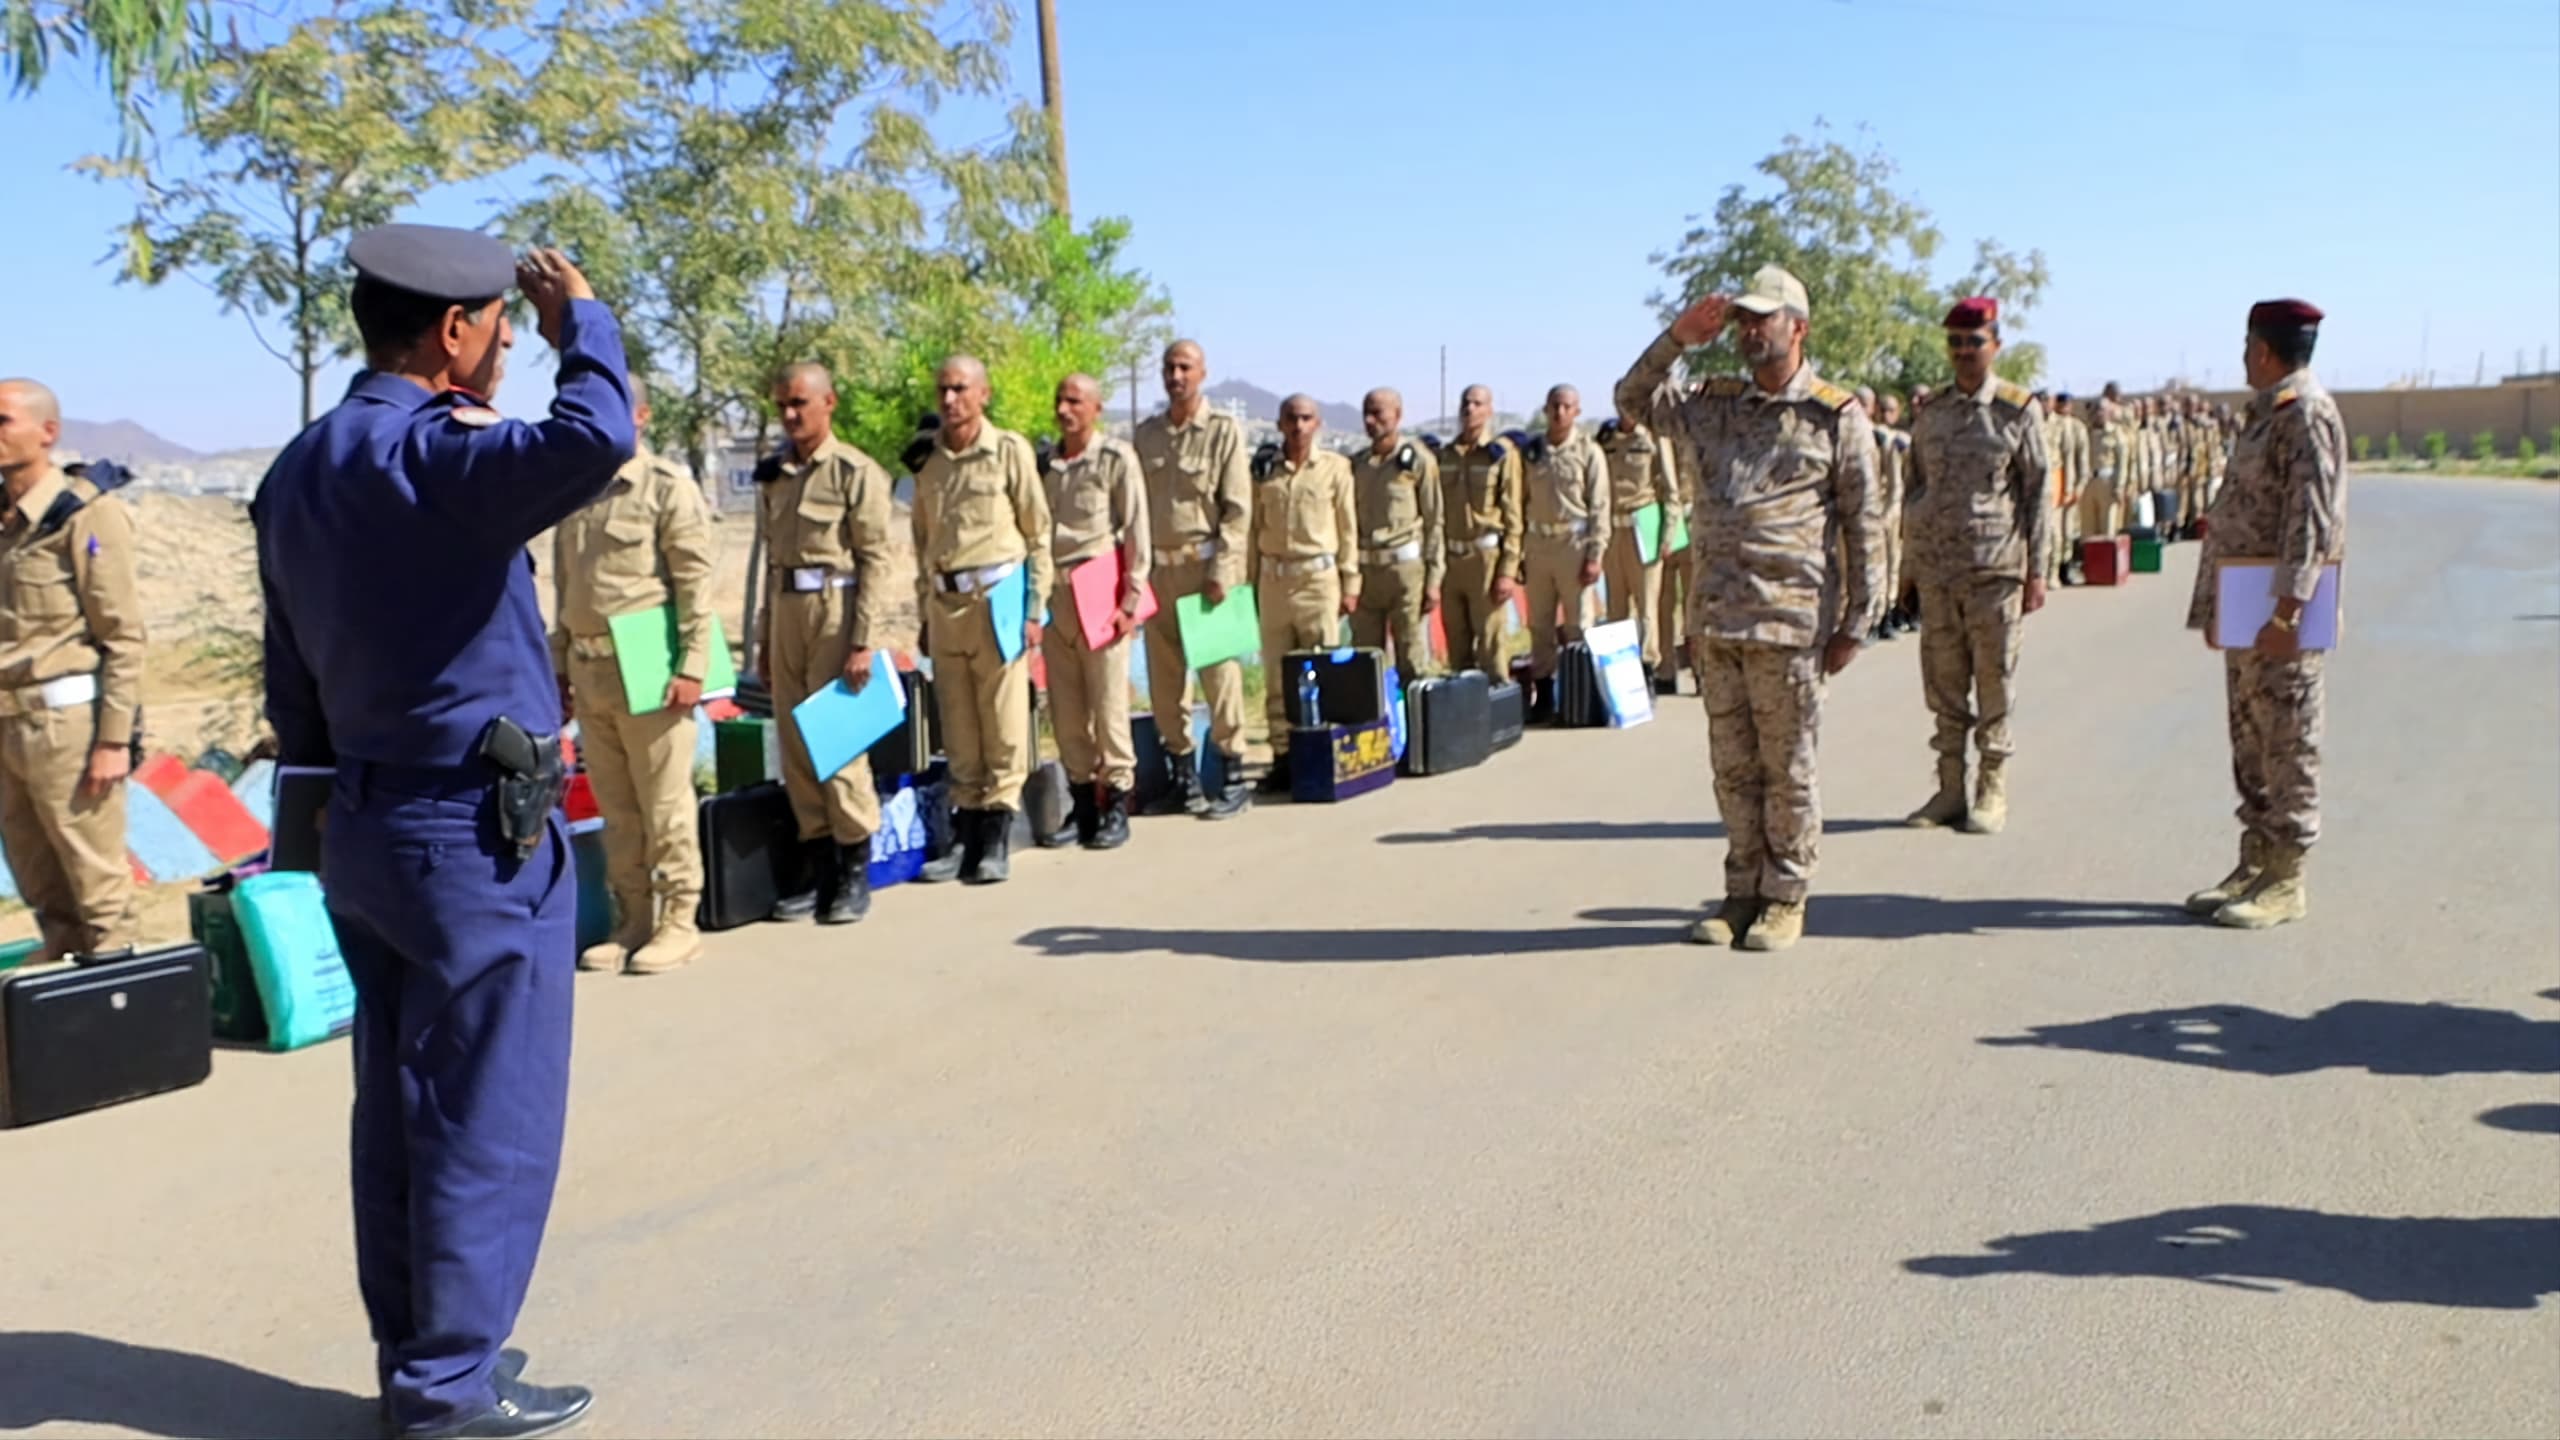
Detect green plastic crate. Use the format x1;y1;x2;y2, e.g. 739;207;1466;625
188;887;270;1044
2131;537;2165;573
715;717;781;792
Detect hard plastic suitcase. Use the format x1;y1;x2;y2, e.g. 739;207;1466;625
1288;716;1398;803
1554;643;1605;727
869;668;937;779
2131;536;2165;573
1400;670;1494;776
1489;679;1526;751
714;717;781;792
1025;760;1075;847
2;944;213;1127
2082;534;2131;587
188;885;268;1045
697;782;805;931
570;819;614;951
1282;647;1393;728
1132;711;1225;807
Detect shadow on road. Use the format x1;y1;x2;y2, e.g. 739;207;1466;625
1805;893;2193;940
2479;1102;2560;1135
1018;911;1688;963
1903;1206;2560;1310
1374;817;1904;846
0;1332;371;1438
1980;1000;2560;1077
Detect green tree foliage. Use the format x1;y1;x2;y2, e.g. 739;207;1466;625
6;0;207;149
1647;123;2052;394
76;0;529;424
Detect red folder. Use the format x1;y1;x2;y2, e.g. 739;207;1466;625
1071;549;1157;650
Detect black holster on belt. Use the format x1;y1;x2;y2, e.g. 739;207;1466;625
473;715;566;860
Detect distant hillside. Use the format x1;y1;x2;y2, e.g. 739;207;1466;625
58;418;204;466
1206;380;1363;434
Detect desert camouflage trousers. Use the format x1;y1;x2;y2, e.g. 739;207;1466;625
1698;638;1825;904
2226;648;2325;850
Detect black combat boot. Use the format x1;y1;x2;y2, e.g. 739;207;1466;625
1145;750;1198;817
1070;782;1100;847
919;809;976;884
1088;783;1131;850
1529;677;1556;725
1198;752;1251;820
821;839;871;924
968;809;1013;884
771;837;823;920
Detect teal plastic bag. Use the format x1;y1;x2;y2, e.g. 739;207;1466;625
233;871;357;1051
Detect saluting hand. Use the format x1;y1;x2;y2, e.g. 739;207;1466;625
1670;294;1733;347
516;248;596;350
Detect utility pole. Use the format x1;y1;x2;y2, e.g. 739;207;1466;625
1036;0;1069;217
1438;345;1447;431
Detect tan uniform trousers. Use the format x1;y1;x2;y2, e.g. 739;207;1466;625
1142;554;1248;759
567;644;703;931
1041;569;1136;791
768;582;880;844
1258;564;1345;742
1601;525;1662;669
0;698;136;960
1349;560;1431;679
1440;546;1509;678
1882;499;1907;605
1522;533;1596;678
926;586;1033;813
2077;483;2120;549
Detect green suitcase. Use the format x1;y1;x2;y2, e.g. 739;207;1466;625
188;887;270;1045
2131;537;2165;573
715;717;782;792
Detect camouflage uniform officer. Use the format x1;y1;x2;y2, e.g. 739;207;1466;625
554;375;715;972
2182;394;2218;536
1040;373;1149;851
0;377;142;962
1868;389;1914;636
1617;265;1884;952
1432;385;1524;677
2184;299;2345;931
1249;394;1359;797
1348;386;1441;679
1596;411;1674;684
1901;298;2053;836
913;355;1053;884
1518;384;1610;712
2049;393;2091;582
1134;339;1252;820
2085;396;2131;541
756;363;896;925
1652;417;1696;693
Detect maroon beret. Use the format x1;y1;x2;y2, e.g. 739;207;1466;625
2248;298;2323;330
1944;296;1998;329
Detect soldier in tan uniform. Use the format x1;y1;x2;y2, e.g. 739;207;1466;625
1596;410;1672;687
755;362;896;924
1348;387;1441;679
2085;396;2130;542
1249;395;1360;797
0;378;142;962
912;355;1052;882
553;375;715;973
1519;385;1610;714
1652;416;1696;694
2052;394;2092;582
1133;340;1252;820
1901;298;2053;837
1432;385;1524;678
1040;373;1149;850
1616;266;1884;952
2183;299;2345;931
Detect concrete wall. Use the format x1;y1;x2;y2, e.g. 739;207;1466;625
2188;381;2557;454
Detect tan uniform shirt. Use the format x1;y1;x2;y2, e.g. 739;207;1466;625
551;446;716;676
1045;435;1152;612
1600;423;1675;523
1905;374;2054;581
1349;440;1445;591
1133;407;1252;588
0;471;144;746
2053;414;2091;501
1616;334;1884;647
1521;429;1613;564
1248;448;1358;590
756;435;896;652
911;423;1055;611
2187;369;2347;632
1434;433;1525;582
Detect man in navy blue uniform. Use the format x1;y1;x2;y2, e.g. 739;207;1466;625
252;223;634;1438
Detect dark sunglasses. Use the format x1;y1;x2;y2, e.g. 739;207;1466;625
1945;334;1991;351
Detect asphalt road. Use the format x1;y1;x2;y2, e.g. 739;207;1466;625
5;474;2555;1440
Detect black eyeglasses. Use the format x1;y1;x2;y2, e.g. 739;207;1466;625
1946;335;1990;351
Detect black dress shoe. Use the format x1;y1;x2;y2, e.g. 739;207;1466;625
381;1352;532;1437
405;1376;593;1438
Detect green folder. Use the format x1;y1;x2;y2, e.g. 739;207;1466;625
608;603;740;715
1632;502;1664;566
1173;583;1261;669
1664;507;1689;556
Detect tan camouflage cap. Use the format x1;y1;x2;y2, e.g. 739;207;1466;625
1732;264;1810;317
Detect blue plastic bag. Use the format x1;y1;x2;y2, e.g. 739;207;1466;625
232;870;357;1052
868;777;928;888
1384;663;1406;762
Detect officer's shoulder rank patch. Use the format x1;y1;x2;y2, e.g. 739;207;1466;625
1702;377;1749;398
447;405;501;428
1809;380;1856;411
1395;443;1417;471
2272;386;2300;410
1994;380;2033;409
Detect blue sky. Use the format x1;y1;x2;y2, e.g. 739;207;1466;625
7;0;2556;452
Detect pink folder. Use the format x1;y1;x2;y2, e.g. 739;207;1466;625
1071;548;1158;650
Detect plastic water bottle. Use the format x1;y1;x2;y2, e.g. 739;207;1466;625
1297;663;1321;730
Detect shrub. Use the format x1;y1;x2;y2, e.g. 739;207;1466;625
2547;426;2559;454
2385;433;2404;459
2423;430;2449;462
2470;430;2498;461
2352;434;2372;460
2521;437;2540;463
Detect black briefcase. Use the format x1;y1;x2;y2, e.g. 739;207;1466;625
1133;712;1225;806
697;782;805;931
1488;679;1526;751
1401;670;1494;776
1554;643;1606;728
2;944;214;1128
1282;647;1392;727
867;668;937;779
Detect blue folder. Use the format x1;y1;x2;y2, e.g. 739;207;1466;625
991;564;1028;664
790;649;909;783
